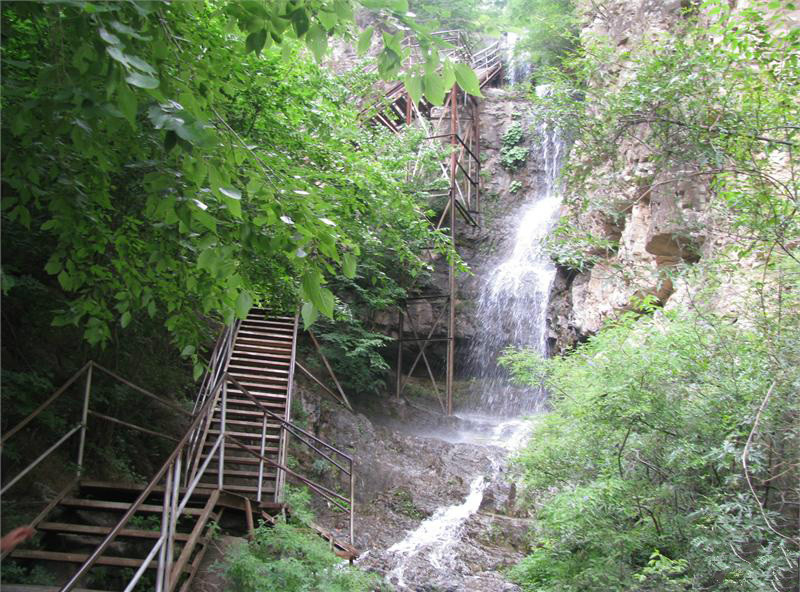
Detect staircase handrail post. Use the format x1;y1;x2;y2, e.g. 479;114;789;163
257;413;267;503
156;464;172;592
349;458;355;546
218;380;227;491
75;362;93;476
165;455;181;591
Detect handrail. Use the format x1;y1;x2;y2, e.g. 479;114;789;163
1;360;191;491
1;361;91;444
225;375;353;463
59;384;221;592
4;337;357;592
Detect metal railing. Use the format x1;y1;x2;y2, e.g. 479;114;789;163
1;363;354;592
0;360;191;498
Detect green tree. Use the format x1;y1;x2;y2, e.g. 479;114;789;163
1;0;472;372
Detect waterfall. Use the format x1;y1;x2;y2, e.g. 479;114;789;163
504;32;532;86
467;93;565;416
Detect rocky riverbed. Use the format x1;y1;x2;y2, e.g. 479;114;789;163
300;384;532;592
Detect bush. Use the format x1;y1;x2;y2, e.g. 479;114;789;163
225;488;382;592
502;288;799;591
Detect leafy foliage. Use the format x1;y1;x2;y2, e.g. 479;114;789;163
534;0;799;265
504;0;577;69
500;122;529;170
226;486;381;592
0;0;458;368
503;288;800;591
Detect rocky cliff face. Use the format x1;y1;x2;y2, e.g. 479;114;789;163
547;0;716;351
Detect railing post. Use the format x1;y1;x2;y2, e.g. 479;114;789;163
156;465;172;592
218;380;227;490
396;308;404;399
349;461;355;547
76;363;93;476
165;455;180;591
257;413;267;503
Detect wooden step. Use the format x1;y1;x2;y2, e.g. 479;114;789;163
236;329;293;341
226;384;288;396
37;522;190;541
60;498;205;515
219;407;287;419
206;429;280;441
241;320;294;332
10;549;152;568
232;343;293;357
202;442;280;455
209;418;281;429
78;480;212;497
228;375;289;387
202;468;276;479
247;313;294;322
229;354;291;367
203;454;278;467
222;395;287;408
228;364;290;376
235;337;292;350
201;483;275;495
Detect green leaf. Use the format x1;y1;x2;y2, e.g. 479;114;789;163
442;60;456;89
404;73;423;107
301;301;318;328
193;361;205;381
235;291;253;319
58;270;72;291
301;269;322;304
343;252;357;279
423;71;446;106
223;196;242;219
218;187;242;200
291;8;310;38
181;344;196;357
246;28;268;54
357;27;374;56
454;63;483;97
318;287;335;318
126;72;160;89
307;24;328;62
117;83;138;128
120;311;132;328
334;0;353;20
318;10;338;30
45;257;62;275
98;27;121;46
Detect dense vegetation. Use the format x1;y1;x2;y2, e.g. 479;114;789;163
226;487;383;592
503;1;799;590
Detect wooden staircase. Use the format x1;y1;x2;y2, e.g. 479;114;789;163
3;481;226;592
191;310;298;502
2;311;356;592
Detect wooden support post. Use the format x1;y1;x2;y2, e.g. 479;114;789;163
396;307;404;399
244;498;256;542
308;331;352;411
475;98;481;214
447;85;458;416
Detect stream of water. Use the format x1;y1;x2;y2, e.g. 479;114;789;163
379;95;565;590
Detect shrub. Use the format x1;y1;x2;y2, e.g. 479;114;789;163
503;289;800;591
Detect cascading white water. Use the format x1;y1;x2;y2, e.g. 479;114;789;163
468;90;565;416
375;89;564;590
504;32;532;86
386;474;488;589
